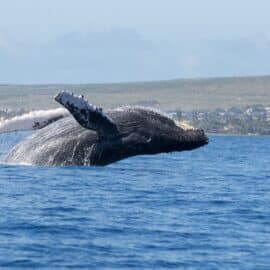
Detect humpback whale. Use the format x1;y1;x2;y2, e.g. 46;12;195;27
5;92;208;166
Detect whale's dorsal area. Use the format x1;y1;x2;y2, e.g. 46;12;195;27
4;91;208;166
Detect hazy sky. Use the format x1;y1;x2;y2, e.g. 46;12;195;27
1;0;270;83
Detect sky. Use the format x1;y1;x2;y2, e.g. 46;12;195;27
1;0;270;83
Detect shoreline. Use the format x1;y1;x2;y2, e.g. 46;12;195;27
207;133;270;138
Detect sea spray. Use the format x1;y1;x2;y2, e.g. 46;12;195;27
0;108;68;134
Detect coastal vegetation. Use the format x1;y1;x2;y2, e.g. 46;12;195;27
1;75;270;111
1;75;270;135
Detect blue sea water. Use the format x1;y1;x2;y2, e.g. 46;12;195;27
0;132;270;269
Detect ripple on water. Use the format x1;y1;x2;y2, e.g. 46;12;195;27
0;135;270;269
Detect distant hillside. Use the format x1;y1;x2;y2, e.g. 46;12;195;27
1;75;270;110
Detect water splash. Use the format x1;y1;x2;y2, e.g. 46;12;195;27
0;108;68;134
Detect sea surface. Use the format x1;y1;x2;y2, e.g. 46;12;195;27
0;133;269;269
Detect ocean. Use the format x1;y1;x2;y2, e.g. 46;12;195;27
0;133;269;269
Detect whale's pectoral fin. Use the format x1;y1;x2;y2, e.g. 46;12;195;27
55;91;117;136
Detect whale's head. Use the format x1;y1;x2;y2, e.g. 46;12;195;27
107;107;208;156
173;121;209;150
177;127;209;150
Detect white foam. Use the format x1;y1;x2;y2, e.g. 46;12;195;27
0;108;68;134
174;120;195;130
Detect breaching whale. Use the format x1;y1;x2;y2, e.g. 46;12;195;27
4;92;208;166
